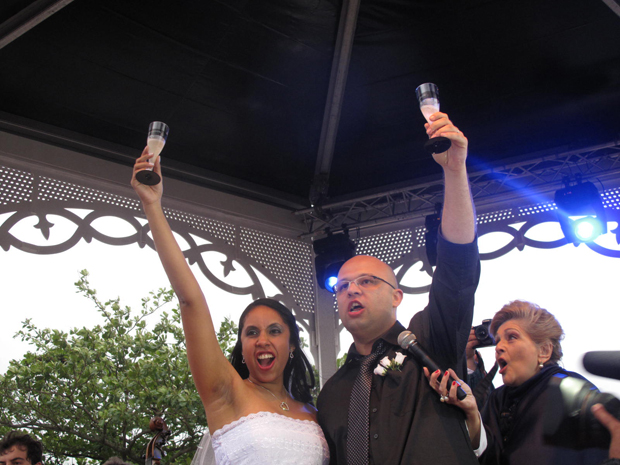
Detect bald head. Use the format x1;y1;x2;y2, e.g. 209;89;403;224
338;255;398;288
336;255;403;354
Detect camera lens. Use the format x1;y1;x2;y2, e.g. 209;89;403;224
544;374;620;449
473;320;495;348
475;325;489;339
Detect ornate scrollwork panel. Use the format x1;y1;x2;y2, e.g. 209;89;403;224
351;192;620;295
0;163;317;356
2;160;619;355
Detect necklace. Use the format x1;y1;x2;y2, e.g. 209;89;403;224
247;379;290;411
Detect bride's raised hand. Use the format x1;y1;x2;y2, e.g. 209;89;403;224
131;146;163;206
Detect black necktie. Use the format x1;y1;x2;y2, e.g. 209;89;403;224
347;341;385;465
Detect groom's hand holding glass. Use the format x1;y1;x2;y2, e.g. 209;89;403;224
416;83;451;155
425;112;468;173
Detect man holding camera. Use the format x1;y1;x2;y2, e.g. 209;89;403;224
592;404;620;465
466;322;498;409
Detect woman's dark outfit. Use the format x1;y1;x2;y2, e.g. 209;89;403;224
480;365;607;464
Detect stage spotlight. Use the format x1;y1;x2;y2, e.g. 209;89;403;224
313;230;356;291
573;217;603;242
554;177;607;245
424;204;442;267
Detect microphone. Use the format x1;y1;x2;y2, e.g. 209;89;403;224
398;330;467;400
583;351;620;380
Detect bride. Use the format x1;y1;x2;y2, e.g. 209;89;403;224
132;149;329;465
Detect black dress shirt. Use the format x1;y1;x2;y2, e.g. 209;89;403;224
317;235;481;465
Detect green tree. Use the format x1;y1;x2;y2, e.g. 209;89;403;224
0;270;238;465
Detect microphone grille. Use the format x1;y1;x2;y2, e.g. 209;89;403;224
398;331;416;349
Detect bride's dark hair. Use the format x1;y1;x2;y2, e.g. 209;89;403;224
229;298;316;404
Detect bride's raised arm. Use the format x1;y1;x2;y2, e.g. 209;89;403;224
131;147;238;409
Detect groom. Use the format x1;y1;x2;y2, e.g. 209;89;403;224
317;112;482;464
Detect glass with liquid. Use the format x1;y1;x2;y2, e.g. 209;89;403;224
136;121;169;185
417;83;440;123
415;83;451;154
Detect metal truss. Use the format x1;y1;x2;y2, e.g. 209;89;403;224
296;141;620;237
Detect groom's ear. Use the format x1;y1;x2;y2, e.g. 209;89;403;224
392;288;404;308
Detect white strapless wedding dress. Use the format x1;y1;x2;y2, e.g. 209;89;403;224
209;411;329;465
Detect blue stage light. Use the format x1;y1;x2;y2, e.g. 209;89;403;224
313;230;356;290
325;275;339;292
573;217;603;242
554;177;607;245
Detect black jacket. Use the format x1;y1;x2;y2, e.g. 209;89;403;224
481;365;607;465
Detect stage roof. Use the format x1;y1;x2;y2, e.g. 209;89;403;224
1;0;620;210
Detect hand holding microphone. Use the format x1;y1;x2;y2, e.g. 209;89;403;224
398;330;468;401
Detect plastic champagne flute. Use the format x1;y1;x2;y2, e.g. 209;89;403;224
415;83;451;154
136;121;169;185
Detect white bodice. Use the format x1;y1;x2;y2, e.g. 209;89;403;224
211;411;329;465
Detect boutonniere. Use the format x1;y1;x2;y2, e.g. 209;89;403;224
374;352;407;376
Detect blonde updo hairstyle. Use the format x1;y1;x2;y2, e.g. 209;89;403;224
490;300;565;366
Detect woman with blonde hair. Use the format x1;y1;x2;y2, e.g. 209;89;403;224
427;300;607;464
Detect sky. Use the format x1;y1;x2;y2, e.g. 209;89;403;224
2;212;620;398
